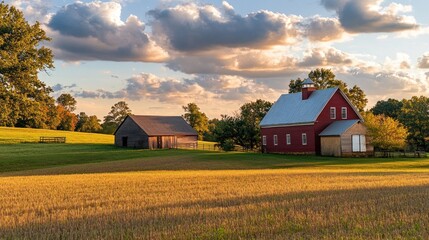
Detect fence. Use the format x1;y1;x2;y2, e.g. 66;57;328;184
374;151;427;158
39;136;66;143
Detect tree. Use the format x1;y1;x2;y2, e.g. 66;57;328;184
102;101;132;134
212;99;272;151
237;99;272;150
398;96;429;150
289;68;368;112
76;112;102;133
57;93;77;112
370;98;403;120
364;112;407;151
56;105;78;131
182;103;209;140
0;3;55;128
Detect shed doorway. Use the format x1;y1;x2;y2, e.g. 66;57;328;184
122;137;128;147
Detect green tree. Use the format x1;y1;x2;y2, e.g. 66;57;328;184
56;93;77;112
364;112;407;151
289;68;368;112
399;96;429;150
0;3;55;128
203;118;219;142
182;103;209;140
102;101;132;134
76;112;102;133
370;98;403;119
237;99;272;150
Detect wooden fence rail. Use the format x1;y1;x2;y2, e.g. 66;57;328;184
39;137;66;143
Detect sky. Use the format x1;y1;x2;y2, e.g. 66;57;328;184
6;0;429;119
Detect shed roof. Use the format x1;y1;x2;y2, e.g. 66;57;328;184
260;88;338;127
117;115;198;136
319;120;360;136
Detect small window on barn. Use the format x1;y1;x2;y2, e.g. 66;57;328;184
330;107;336;119
341;107;347;119
273;135;278;146
262;135;267;146
302;133;307;145
286;134;291;145
352;135;366;152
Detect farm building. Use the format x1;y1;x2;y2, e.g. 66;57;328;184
114;115;198;149
260;78;373;156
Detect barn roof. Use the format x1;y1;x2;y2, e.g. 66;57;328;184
260;88;338;127
117;115;198;136
319;120;360;136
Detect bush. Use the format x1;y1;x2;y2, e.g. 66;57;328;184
220;139;235;151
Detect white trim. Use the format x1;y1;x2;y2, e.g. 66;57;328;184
341;107;347;119
262;135;267;146
337;90;364;121
273;135;278;146
302;133;307;145
286;134;291;145
330;107;336;119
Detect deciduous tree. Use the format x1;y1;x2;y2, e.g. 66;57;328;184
289;68;368;112
57;93;77;112
0;3;55;128
399;96;429;150
182;103;208;140
364;112;407;151
370;98;403;120
76;112;102;133
102;101;132;134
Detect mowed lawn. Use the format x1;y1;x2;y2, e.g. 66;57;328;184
1;128;429;239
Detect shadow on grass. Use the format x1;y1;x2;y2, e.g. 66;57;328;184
1;183;428;239
1;143;428;176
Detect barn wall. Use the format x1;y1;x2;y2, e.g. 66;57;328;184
320;137;341;157
314;89;361;154
147;135;198;149
341;122;366;153
114;117;149;148
261;125;316;154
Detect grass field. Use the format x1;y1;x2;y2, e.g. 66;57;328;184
1;127;429;239
0;127;113;144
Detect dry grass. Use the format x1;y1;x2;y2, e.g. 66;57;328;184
1;169;429;239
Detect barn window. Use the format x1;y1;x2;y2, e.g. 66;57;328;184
302;133;307;145
262;135;267;146
273;135;278;146
330;107;336;119
352;135;366;152
341;107;347;119
286;134;291;145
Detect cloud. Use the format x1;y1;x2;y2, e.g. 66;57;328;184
52;83;78;92
148;2;301;51
6;0;52;24
302;16;345;42
418;53;429;68
298;47;354;67
75;73;279;104
47;1;168;62
321;0;418;33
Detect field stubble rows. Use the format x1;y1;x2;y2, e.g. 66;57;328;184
1;169;429;239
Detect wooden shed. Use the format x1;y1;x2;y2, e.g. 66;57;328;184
114;115;198;149
319;120;373;157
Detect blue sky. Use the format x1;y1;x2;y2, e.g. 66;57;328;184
7;0;429;119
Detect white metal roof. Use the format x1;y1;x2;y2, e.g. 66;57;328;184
260;88;338;127
319;120;360;136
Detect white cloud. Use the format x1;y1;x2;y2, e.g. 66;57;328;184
47;1;168;62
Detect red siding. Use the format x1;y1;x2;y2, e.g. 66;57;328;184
261;125;316;154
261;89;362;154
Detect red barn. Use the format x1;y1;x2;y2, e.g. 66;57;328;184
260;78;373;156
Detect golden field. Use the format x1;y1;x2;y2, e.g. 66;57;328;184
1;167;429;239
